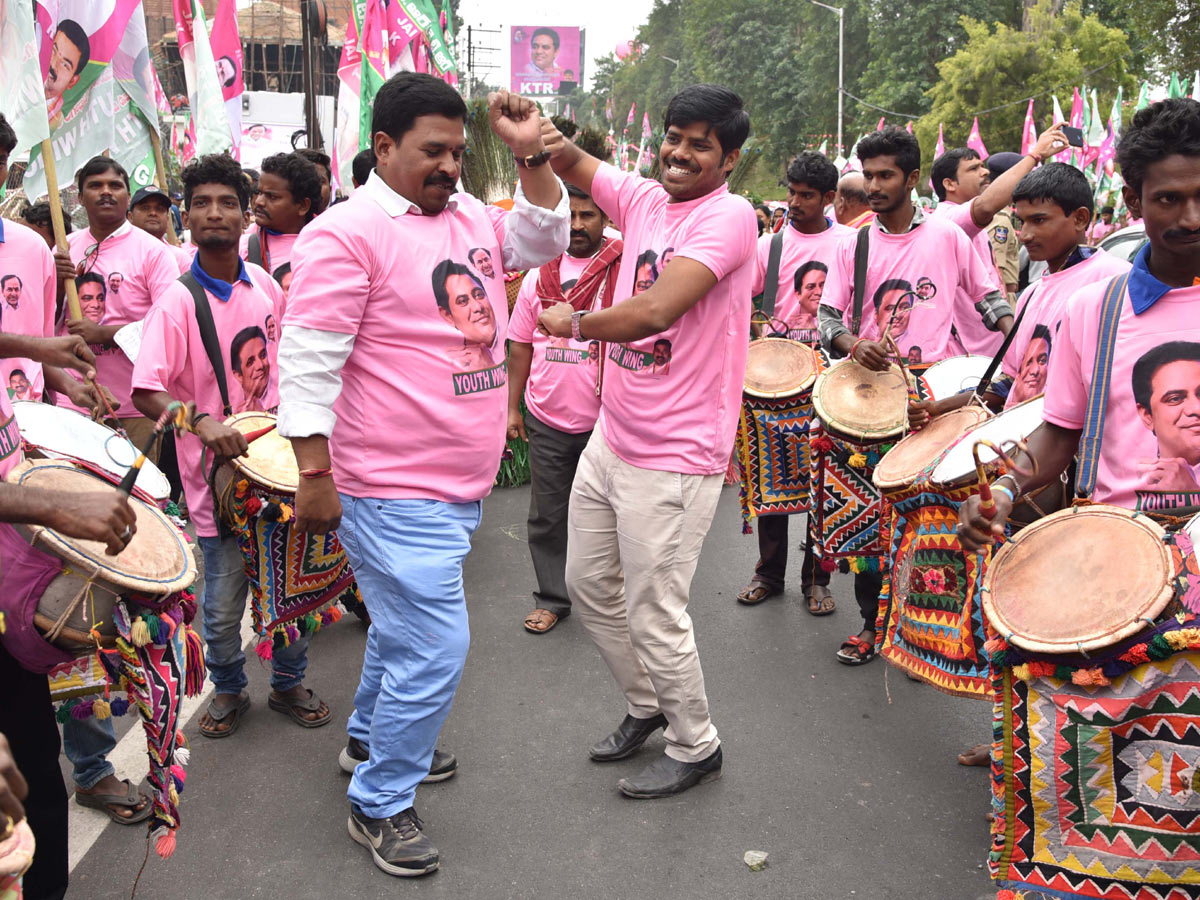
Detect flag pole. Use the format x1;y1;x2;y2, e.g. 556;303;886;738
148;128;181;246
38;139;82;321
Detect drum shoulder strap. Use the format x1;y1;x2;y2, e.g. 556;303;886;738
850;224;871;336
246;232;263;269
977;283;1034;394
178;271;233;418
1076;271;1131;498
761;229;785;318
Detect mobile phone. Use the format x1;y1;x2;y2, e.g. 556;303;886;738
1061;126;1084;147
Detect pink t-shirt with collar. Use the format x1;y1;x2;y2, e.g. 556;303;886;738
933;199;1005;355
1002;249;1130;408
239;229;299;278
164;240;194;274
751;219;853;343
62;222;181;416
0;219;57;402
283;187;516;503
827;213;997;366
589;163;757;475
508;255;603;435
1042;278;1200;512
132;262;285;537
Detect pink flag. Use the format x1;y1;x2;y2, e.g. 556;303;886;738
210;0;244;159
966;117;988;159
1095;121;1117;172
905;121;913;134
934;123;945;159
384;0;421;70
625;102;636;129
1069;88;1083;128
876;116;886;131
641;111;651;135
1020;99;1036;157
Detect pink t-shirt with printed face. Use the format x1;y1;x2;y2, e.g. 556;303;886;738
239;230;299;279
589;164;757;475
165;241;193;274
827;214;997;366
1003;249;1130;408
0;220;57;402
62;222;181;416
752;219;853;344
1043;279;1200;513
934;200;1005;355
508;255;603;434
284;190;515;502
0;386;22;480
132;263;285;537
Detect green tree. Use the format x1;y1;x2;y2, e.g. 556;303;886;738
1080;0;1200;77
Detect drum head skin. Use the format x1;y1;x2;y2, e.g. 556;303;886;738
224;413;298;492
13;400;171;502
813;359;909;442
983;505;1174;654
920;356;991;401
6;460;195;595
930;396;1045;488
873;406;991;490
744;338;819;399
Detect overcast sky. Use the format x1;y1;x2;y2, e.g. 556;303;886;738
456;0;656;92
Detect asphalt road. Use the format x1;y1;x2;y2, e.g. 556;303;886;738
65;483;998;900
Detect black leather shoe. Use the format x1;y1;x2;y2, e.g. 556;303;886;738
588;713;668;762
617;746;723;799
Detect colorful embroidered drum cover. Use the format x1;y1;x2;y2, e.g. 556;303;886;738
810;429;886;561
736;392;817;524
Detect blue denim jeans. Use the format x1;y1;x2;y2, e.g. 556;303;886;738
336;495;480;819
197;534;308;695
61;714;117;789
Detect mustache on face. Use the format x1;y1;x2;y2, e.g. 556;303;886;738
570;230;589;239
425;176;455;188
1164;228;1200;240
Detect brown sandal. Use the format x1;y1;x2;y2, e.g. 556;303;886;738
736;583;781;606
805;585;836;616
524;609;559;634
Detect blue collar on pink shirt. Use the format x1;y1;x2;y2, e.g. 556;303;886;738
190;254;253;303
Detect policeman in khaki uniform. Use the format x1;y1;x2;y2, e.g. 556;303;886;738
986;152;1023;302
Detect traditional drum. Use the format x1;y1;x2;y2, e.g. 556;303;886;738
735;338;821;527
212;412;361;654
5;459;195;654
873;405;991;495
984;505;1200;899
812;359;909;444
917;355;991;402
12;400;171;507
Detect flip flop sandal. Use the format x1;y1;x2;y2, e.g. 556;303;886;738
736;583;782;606
805;585;836;616
836;635;876;666
524;609;559;634
199;690;251;739
74;779;154;825
268;688;331;728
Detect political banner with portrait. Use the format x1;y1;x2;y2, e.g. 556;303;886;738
510;25;582;96
24;0;160;199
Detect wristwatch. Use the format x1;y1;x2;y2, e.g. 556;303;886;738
571;310;588;342
515;149;551;168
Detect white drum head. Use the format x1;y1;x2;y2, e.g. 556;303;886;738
920;356;992;401
930;396;1046;487
13;401;171;503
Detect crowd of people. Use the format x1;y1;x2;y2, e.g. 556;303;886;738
0;69;1197;898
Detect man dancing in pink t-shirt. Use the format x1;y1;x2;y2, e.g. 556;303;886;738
278;74;569;877
538;84;757;800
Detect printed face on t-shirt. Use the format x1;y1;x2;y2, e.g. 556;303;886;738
875;284;913;339
1;275;21;309
1013;333;1051;404
78;279;106;324
107;272;123;294
1134;346;1200;493
8;370;29;399
633;249;659;295
231;326;270;412
434;261;497;370
907;346;923;365
792;262;827;322
265;314;277;341
469;248;495;279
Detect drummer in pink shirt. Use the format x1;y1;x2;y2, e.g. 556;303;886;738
277;75;568;877
538;84;757;801
239;152;323;279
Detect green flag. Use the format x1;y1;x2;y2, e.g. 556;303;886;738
1168;72;1184;99
1087;89;1104;147
1135;82;1151;111
1109;86;1123;138
817;139;828;156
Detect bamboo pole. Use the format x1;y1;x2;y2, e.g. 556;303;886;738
38;138;81;321
148;127;181;246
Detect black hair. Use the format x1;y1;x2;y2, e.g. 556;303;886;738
8;369;25;380
653;339;672;352
1117;98;1200;198
635;249;659;281
259;152;323;224
75;272;105;297
22;202;71;235
297;148;331;179
182;153;251;211
755;203;770;216
371;72;467;144
930;148;980;201
872;277;912;309
531;27;560;50
1011;162;1094;217
76;156;130;193
272;262;291;286
1;274;21;289
1132;341;1200;409
785;151;838;195
662;84;750;157
1101;205;1114;215
431;259;485;313
793;260;828;293
230;326;267;374
565;183;593;201
856;126;921;177
56;20;91;73
1028;323;1052;355
217;55;237;88
0;114;15;155
351;148;375;187
468;247;492;265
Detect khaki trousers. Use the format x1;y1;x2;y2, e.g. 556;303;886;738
566;431;722;763
114;416;161;465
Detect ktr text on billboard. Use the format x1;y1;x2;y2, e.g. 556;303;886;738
510;26;583;95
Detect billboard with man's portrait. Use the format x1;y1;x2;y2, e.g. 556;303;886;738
510;26;582;96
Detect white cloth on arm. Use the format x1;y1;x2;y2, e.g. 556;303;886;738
277;327;355;439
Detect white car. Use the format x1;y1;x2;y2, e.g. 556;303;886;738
1098;223;1148;262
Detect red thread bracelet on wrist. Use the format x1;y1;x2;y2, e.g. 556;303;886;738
850;338;866;360
299;467;333;480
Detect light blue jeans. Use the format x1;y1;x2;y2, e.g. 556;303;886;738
336;495;480;819
197;534;308;695
61;714;117;789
